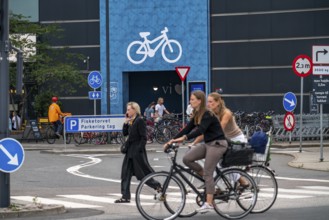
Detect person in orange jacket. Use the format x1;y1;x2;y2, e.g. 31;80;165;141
48;96;65;137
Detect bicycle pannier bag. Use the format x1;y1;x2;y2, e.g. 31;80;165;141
222;147;254;167
249;131;268;154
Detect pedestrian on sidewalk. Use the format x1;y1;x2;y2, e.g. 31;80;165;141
115;102;160;203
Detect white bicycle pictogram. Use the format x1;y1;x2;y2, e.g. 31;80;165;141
127;27;182;64
89;75;101;85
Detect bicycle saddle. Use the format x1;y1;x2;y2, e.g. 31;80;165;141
139;32;150;38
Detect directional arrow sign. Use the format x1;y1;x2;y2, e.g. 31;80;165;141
88;91;102;100
175;66;190;81
0;138;25;173
283;92;297;112
312;45;329;64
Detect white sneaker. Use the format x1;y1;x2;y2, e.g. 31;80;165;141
196;202;214;214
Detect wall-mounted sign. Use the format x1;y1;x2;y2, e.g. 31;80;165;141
127;27;182;64
188;81;206;94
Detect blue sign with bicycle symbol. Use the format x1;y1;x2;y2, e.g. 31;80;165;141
0;138;25;173
88;71;102;89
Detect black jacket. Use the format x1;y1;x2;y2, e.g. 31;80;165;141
121;115;155;180
174;110;226;142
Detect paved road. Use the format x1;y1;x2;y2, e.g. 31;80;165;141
5;146;329;220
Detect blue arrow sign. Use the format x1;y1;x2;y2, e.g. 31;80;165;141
88;71;102;89
88;91;102;100
283;92;297;112
0;138;25;173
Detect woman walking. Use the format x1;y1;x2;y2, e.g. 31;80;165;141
115;102;160;203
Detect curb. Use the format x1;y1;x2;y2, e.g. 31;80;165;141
0;204;66;219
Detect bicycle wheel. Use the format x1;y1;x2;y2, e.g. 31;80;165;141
175;171;203;217
65;133;71;144
127;41;147;64
115;132;125;144
155;126;172;144
213;168;257;219
46;126;56;144
146;125;154;144
73;132;85;145
162;39;182;63
135;171;185;220
246;165;278;213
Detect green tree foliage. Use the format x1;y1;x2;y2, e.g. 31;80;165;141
9;14;86;117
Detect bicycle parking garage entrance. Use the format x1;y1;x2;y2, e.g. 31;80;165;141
123;70;183;114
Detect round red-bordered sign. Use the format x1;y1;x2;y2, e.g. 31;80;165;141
292;55;313;77
283;112;295;131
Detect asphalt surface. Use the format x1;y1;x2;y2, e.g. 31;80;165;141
0;138;328;218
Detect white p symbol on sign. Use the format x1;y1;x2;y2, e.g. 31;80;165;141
70;120;77;130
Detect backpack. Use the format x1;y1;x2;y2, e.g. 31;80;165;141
249;131;268;154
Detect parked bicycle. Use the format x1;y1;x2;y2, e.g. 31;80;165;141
73;132;108;145
135;143;258;220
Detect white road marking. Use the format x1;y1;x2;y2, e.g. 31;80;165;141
11;196;101;208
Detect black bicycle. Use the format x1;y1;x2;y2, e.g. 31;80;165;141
45;123;71;144
135;143;258;220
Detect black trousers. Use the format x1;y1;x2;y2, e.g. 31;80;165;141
121;159;160;200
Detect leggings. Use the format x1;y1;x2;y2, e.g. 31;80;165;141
183;140;227;194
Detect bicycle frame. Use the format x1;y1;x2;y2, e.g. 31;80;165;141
163;151;204;199
139;33;170;56
162;146;240;203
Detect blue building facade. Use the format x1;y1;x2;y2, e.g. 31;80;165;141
100;0;210;114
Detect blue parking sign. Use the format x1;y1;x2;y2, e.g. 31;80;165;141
283;92;297;112
65;118;79;132
0;138;25;173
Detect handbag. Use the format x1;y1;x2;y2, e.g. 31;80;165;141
120;142;128;154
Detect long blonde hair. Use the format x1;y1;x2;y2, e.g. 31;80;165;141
191;90;207;125
208;92;228;120
127;102;141;115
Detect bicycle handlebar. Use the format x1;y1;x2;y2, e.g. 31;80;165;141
164;143;179;153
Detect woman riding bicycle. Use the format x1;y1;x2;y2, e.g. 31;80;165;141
164;90;228;214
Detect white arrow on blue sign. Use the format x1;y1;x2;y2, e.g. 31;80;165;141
0;138;25;173
283;92;297;112
88;71;102;89
88;91;102;100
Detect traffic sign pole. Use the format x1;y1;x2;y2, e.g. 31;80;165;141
0;0;10;208
94;89;96;115
299;77;303;153
292;54;312;153
175;67;190;128
320;103;323;162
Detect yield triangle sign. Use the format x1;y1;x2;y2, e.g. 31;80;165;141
175;66;190;81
